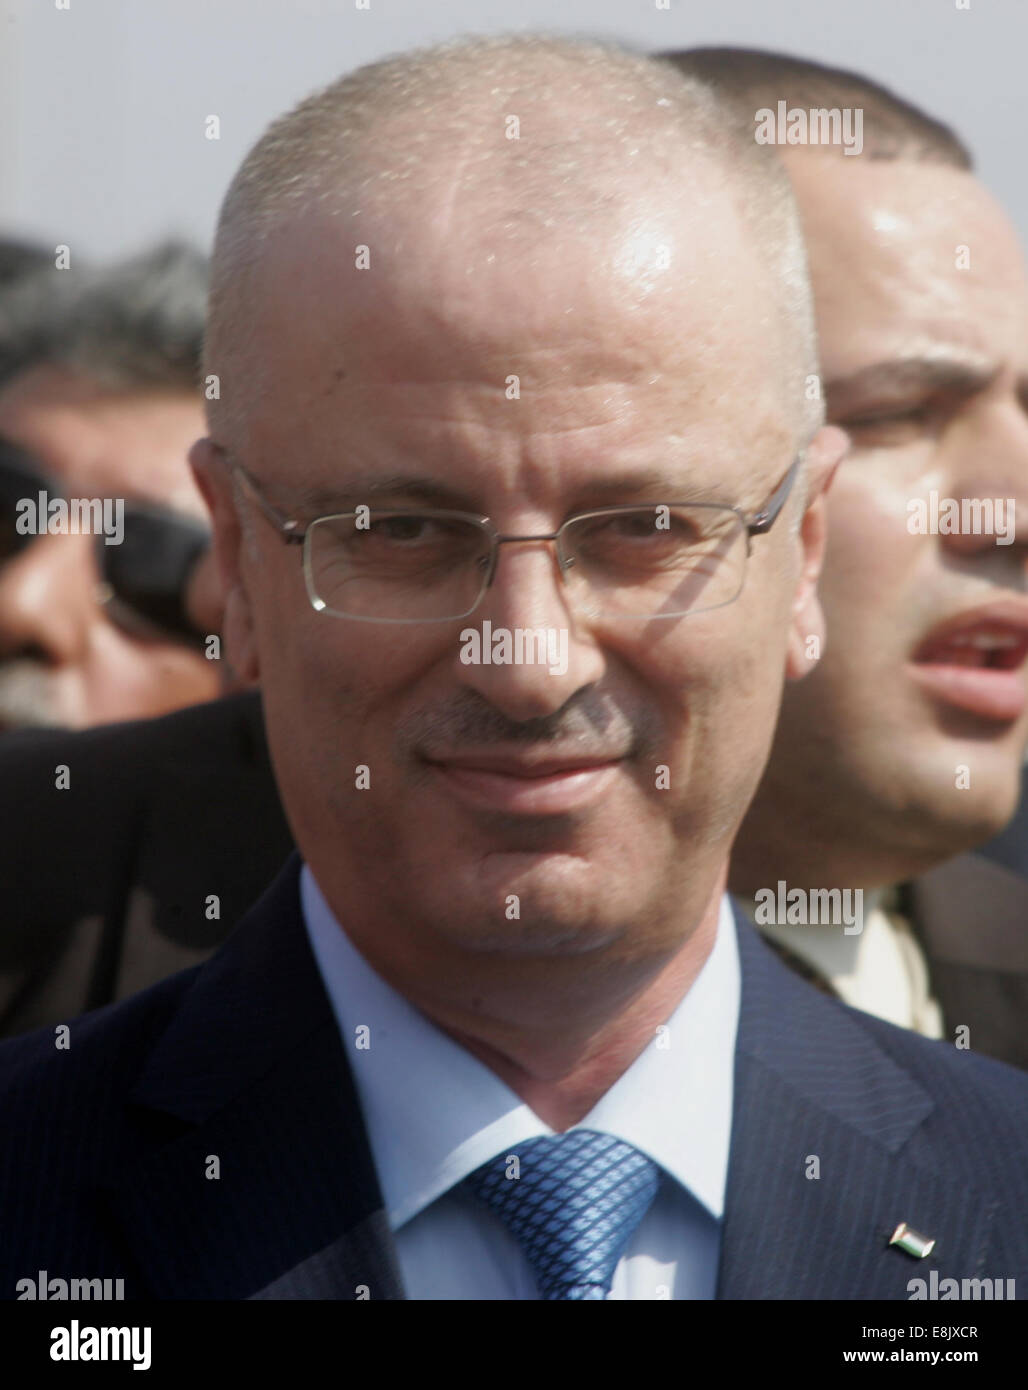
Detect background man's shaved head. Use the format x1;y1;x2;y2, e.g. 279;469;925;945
667;43;1028;887
664;47;973;169
204;33;820;448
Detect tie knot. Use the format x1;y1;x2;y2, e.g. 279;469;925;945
460;1129;661;1299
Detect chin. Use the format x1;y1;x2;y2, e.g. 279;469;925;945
950;795;1024;850
448;914;624;958
892;777;1023;866
429;857;632;955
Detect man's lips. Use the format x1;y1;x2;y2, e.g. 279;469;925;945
425;752;627;814
909;600;1028;722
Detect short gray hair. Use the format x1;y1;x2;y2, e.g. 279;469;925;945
207;33;821;445
0;240;208;394
662;47;973;169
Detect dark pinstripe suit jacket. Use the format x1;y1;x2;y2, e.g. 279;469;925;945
2;854;1027;1301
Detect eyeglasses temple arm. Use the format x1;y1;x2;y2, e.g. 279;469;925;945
747;453;802;535
215;448;304;543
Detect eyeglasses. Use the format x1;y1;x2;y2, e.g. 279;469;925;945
0;436;210;646
221;449;802;624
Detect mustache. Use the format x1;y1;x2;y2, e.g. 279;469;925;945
397;688;661;762
0;660;63;731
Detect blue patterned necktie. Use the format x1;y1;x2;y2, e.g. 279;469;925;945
460;1129;662;1299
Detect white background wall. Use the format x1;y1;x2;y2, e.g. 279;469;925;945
2;0;1026;260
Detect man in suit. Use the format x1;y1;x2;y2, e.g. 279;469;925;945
2;35;1026;1302
665;50;1028;1070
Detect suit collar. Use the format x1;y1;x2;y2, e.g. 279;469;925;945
731;901;933;1147
302;865;740;1226
126;853;326;1123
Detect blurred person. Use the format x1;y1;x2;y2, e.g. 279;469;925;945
2;36;1026;1304
0;236;51;287
666;49;1028;1068
0;241;222;730
0;688;292;1035
0;248;276;1033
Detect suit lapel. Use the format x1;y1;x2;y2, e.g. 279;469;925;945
718;906;997;1299
106;855;406;1299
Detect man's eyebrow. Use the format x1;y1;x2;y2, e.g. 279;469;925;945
825;356;1001;404
286;474;480;514
570;470;756;505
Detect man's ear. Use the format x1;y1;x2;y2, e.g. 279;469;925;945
188;438;260;684
784;424;848;682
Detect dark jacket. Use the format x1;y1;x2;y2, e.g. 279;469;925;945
2;855;1026;1300
0;692;292;1036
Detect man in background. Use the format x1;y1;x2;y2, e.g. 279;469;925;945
665;49;1028;1068
0;241;221;731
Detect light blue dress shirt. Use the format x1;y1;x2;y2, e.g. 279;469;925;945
301;865;740;1299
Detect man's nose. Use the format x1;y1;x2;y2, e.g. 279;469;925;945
454;538;606;721
0;533;97;663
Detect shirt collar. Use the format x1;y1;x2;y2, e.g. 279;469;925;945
301;865;739;1228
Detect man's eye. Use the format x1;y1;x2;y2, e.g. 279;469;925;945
604;514;664;539
360;515;473;546
835;404;935;442
846;408;930;426
367;516;435;542
586;512;702;543
349;515;483;561
571;511;708;568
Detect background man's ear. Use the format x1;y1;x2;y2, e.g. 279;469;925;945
188;438;260;683
784;424;848;682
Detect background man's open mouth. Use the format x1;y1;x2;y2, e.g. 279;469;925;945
910;615;1028;721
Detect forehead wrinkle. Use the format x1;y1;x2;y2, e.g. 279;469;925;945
291;378;789;469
